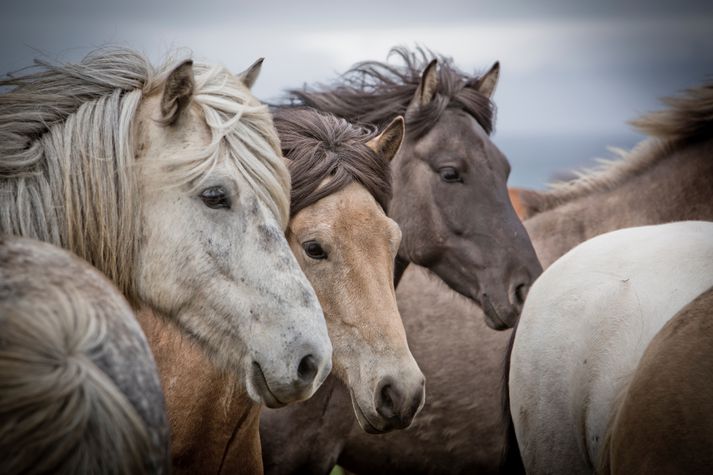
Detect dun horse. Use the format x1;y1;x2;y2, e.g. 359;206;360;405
269;80;713;472
142;102;426;473
599;286;713;474
0;48;332;472
510;221;713;474
289;47;541;329
0;236;169;474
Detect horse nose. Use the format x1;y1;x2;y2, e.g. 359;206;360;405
297;354;318;384
512;282;531;308
375;376;425;429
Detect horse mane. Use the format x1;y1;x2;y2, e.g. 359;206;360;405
286;47;495;138
520;81;713;218
273;107;391;217
0;236;166;474
0;48;290;300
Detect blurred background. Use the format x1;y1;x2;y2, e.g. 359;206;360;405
2;0;711;188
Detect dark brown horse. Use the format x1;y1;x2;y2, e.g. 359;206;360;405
599;286;713;474
263;82;713;474
261;48;540;475
287;47;542;329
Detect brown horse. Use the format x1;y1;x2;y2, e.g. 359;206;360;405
260;47;541;475
288;47;541;329
264;81;713;474
0;236;169;474
508;188;528;220
599;286;713;474
142;105;424;474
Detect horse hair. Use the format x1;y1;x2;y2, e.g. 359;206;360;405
0;48;290;301
273;107;391;217
520;81;713;218
0;237;159;474
286;47;495;139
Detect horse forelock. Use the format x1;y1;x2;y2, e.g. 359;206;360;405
287;47;495;139
272;107;391;218
158;63;291;228
0;49;291;301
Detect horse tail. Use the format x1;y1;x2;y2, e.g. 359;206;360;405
630;81;713;143
500;321;525;474
0;277;153;474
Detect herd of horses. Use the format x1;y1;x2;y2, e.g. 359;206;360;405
0;45;711;474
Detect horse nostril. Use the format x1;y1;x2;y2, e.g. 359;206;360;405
297;354;318;384
515;283;530;305
377;383;397;419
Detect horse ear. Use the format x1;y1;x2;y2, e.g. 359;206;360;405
238;58;264;90
367;116;405;162
160;60;194;126
408;59;438;112
471;61;500;98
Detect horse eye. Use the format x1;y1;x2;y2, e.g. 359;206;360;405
199;186;231;209
439;166;463;183
302;240;328;260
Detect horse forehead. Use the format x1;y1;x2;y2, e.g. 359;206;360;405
292;184;393;240
411;110;488;159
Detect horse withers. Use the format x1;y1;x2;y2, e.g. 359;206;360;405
0;236;169;474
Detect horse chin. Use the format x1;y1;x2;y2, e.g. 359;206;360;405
349;389;390;434
481;295;511;330
248;362;287;409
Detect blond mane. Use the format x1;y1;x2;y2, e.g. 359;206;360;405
521;81;713;217
0;48;290;300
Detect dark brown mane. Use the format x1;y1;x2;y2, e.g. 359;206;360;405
287;47;495;138
273;107;391;217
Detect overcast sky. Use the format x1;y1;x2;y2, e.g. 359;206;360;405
2;0;711;187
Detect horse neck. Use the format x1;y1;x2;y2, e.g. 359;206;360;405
525;137;713;268
136;307;263;475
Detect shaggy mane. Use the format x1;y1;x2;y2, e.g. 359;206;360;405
273;107;391;217
520;81;713;218
286;47;495;138
0;48;290;300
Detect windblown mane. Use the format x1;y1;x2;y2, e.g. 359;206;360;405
287;47;494;138
520;81;713;218
273;107;391;217
0;48;290;300
0;236;168;474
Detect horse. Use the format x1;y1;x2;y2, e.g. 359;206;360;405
509;221;713;474
140;104;426;473
599;286;713;474
258;47;541;475
0;236;169;474
289;47;541;329
508;188;528;220
0;48;332;472
265;80;713;473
